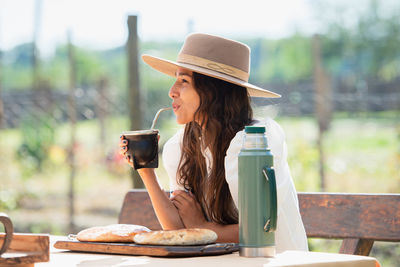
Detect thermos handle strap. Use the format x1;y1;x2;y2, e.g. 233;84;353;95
262;167;278;232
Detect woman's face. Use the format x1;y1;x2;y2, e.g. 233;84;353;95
169;67;200;125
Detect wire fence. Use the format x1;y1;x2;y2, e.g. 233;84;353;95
1;78;399;130
1;87;125;129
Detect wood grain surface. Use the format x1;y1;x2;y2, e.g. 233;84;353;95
298;193;400;241
54;240;239;257
298;192;400;255
0;233;49;265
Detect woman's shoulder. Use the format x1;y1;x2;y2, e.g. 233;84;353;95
162;128;184;172
226;118;285;157
162;128;184;158
251;117;284;134
264;117;285;135
164;128;184;146
259;117;286;159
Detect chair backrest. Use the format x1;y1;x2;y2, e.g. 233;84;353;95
119;189;400;256
297;192;400;255
119;189;162;230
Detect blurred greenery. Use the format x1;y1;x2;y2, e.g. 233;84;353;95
316;0;400;81
16;112;56;176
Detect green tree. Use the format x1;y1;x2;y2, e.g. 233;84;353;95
315;0;400;82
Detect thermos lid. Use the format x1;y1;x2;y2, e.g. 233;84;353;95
245;126;266;133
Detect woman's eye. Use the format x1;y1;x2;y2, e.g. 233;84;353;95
182;79;188;83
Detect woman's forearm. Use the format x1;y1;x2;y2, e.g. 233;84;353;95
137;169;185;230
202;222;238;243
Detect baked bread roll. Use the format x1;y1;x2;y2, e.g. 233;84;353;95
76;224;150;242
133;228;217;245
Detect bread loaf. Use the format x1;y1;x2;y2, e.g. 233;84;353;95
133;228;217;245
76;224;150;242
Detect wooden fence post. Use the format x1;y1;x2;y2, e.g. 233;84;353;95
312;34;332;192
96;77;108;156
127;15;144;188
67;30;77;233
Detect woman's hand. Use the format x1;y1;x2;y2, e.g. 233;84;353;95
170;190;207;228
119;134;161;169
172;190;239;242
119;135;133;168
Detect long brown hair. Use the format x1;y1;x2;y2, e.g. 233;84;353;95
178;72;253;225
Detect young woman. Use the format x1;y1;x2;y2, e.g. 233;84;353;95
120;33;308;252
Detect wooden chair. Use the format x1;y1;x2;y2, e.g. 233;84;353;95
119;189;163;231
298;192;400;255
119;189;400;256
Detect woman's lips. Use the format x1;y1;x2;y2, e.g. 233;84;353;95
172;103;180;112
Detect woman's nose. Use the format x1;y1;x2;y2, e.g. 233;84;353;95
169;82;179;99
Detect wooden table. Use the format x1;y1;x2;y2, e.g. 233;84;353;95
34;236;380;267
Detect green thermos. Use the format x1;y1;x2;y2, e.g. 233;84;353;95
238;126;277;257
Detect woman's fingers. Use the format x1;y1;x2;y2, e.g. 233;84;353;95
171;191;185;209
119;137;128;156
170;190;206;228
119;135;133;168
170;191;195;209
171;190;192;196
171;198;182;209
119;139;128;147
170;190;190;200
125;155;134;167
119;146;128;155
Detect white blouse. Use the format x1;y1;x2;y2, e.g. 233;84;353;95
162;117;309;253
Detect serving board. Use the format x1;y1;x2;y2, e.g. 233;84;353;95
0;233;49;266
54;240;238;257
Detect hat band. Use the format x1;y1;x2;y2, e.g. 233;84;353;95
177;54;249;82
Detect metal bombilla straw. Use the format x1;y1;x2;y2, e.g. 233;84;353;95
150;107;172;130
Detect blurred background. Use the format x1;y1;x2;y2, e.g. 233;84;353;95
0;0;399;265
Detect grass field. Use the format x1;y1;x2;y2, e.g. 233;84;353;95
0;111;399;266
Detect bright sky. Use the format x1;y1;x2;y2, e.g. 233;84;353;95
0;0;318;53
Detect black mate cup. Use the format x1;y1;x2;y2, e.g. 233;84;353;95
0;213;13;256
123;129;159;170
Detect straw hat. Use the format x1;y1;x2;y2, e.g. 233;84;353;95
142;33;281;98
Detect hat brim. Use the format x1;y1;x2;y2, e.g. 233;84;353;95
142;54;281;98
